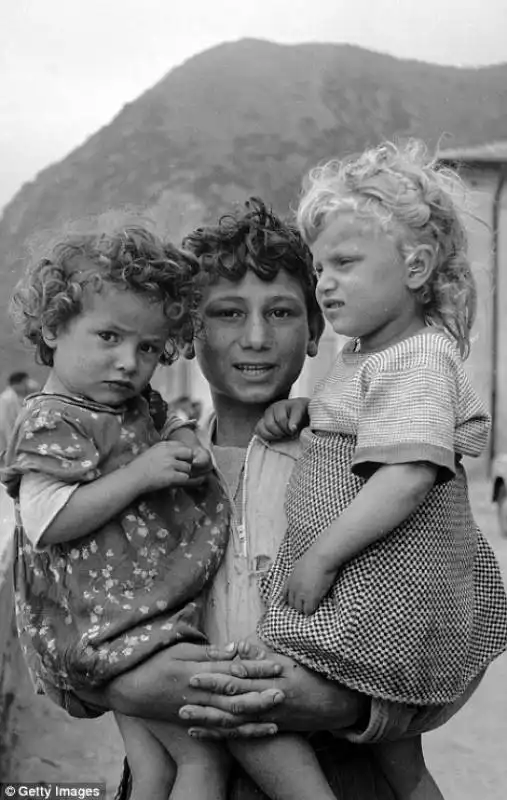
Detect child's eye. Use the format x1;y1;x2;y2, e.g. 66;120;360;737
333;256;356;270
98;331;118;343
139;342;162;355
216;309;243;319
270;308;292;320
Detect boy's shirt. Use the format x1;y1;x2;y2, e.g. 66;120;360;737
203;415;300;642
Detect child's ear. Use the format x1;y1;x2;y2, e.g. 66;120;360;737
307;315;323;359
405;246;435;290
183;342;195;360
307;340;319;358
41;325;58;349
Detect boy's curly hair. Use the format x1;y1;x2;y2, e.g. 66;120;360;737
11;226;199;367
183;197;325;340
10;226;198;367
298;140;476;358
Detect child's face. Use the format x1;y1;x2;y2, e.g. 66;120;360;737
194;269;316;408
312;212;416;351
44;285;169;406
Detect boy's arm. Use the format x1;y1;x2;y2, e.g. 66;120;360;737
286;462;437;614
76;642;283;730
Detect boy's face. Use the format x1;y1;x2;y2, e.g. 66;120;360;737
194;270;317;407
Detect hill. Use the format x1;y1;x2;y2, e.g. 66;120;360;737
1;38;506;381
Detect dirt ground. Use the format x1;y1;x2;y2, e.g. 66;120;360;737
5;479;507;799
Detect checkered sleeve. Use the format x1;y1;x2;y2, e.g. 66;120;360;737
352;337;458;481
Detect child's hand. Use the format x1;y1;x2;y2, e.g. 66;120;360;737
255;398;310;441
165;425;212;484
129;441;194;491
188;444;213;483
283;547;338;615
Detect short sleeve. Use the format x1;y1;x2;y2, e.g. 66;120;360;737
353;338;459;481
2;400;102;496
19;472;79;549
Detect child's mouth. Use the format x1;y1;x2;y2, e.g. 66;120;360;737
234;364;274;376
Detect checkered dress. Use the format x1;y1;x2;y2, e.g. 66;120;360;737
258;330;507;705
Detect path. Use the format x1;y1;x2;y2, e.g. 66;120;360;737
4;480;507;798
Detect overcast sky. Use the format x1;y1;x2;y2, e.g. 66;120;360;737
1;0;506;211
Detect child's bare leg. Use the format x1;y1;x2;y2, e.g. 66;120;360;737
230;734;337;800
146;718;230;800
372;736;444;800
114;712;175;800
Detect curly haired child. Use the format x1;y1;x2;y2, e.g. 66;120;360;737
249;142;507;799
2;227;232;800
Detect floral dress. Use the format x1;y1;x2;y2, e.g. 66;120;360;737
3;392;230;695
258;330;507;706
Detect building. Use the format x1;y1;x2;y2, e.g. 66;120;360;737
438;142;507;472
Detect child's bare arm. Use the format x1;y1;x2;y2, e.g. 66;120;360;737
286;462;437;614
39;441;193;547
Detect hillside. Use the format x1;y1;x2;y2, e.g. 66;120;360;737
1;38;507;381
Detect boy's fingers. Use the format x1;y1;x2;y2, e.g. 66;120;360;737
189;722;278;740
235;639;265;660
181;688;284;717
190;663;282;691
204;643;239;660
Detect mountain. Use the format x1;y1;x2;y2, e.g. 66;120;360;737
1;38;507;381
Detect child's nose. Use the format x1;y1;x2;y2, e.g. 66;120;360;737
240;312;272;350
116;344;138;373
317;268;336;295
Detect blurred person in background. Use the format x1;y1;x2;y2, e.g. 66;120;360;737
0;371;36;463
171;395;196;422
0;371;36;547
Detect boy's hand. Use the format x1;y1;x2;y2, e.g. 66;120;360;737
255;398;310;441
283;546;337;615
129;441;194;491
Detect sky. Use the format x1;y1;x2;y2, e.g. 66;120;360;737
0;0;506;211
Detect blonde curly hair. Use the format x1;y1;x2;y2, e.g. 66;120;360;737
297;140;476;358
